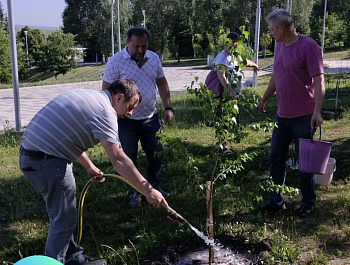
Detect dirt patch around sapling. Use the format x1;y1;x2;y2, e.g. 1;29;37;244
141;234;271;265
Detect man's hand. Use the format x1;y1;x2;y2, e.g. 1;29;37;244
164;110;174;124
77;152;105;183
256;100;267;115
145;189;169;211
87;166;105;183
311;112;323;128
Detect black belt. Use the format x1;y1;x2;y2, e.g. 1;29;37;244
20;146;58;160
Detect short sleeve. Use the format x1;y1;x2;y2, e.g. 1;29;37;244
103;55;120;84
86;109;121;146
304;41;324;77
155;55;165;79
214;52;227;67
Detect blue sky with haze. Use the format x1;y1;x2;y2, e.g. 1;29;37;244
2;0;66;28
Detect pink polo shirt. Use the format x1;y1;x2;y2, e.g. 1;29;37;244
274;34;324;118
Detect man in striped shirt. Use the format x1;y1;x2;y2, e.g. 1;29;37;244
19;79;169;265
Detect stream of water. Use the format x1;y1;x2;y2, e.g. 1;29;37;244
175;224;249;265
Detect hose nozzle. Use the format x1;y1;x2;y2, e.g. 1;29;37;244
169;207;192;228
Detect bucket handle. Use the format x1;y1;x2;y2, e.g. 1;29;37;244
332;163;337;173
311;125;322;143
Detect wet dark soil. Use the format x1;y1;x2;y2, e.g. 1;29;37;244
141;234;271;265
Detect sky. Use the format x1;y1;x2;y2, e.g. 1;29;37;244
2;0;66;28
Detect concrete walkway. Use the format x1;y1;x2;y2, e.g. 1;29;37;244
1;60;349;131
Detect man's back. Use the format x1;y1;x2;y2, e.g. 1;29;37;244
21;89;120;161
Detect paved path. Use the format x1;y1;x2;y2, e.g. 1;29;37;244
1;60;349;131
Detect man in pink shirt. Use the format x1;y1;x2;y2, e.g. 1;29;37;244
256;9;325;218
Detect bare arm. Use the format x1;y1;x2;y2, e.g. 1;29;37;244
76;152;104;183
100;139;169;210
102;80;111;91
156;76;174;124
216;67;229;89
311;74;325;128
256;74;276;115
216;65;236;98
246;59;259;72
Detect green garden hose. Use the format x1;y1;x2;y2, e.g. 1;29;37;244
76;173;191;245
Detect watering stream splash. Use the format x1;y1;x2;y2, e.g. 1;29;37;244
78;176;251;264
170;210;249;265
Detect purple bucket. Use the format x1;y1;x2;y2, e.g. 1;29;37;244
298;138;332;174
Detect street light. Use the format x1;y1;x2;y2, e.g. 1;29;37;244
321;0;328;57
117;0;121;51
24;30;29;65
253;0;261;87
142;9;146;28
7;0;21;132
108;0;115;56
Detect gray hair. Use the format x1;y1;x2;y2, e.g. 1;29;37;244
267;8;294;29
108;79;142;103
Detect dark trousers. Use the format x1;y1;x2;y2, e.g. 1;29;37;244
267;114;316;208
118;113;163;195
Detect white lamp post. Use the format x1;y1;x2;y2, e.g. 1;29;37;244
142;10;146;28
108;0;115;56
7;0;21;132
321;0;328;57
24;30;29;65
117;0;121;52
253;0;261;87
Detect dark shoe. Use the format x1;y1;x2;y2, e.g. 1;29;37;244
261;204;286;214
155;187;169;197
295;205;313;218
84;259;107;265
129;194;142;207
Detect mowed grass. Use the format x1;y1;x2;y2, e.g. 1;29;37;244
1;62;350;264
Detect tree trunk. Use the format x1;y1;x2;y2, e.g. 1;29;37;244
206;181;214;264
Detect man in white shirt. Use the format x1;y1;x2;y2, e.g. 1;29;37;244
102;27;174;207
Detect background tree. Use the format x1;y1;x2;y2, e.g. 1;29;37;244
310;0;350;46
129;0;194;60
311;12;347;48
290;0;314;35
60;0;349;62
193;0;223;50
222;0;256;39
130;0;170;57
0;22;12;83
259;32;272;58
37;30;78;79
18;27;47;67
27;29;47;66
0;22;25;83
0;1;4;24
63;0;132;60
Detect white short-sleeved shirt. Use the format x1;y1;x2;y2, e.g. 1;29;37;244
214;50;243;93
103;47;165;120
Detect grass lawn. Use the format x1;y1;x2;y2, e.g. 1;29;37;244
1;67;350;264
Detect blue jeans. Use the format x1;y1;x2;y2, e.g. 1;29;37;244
118;113;164;195
268;114;316;208
19;153;86;265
